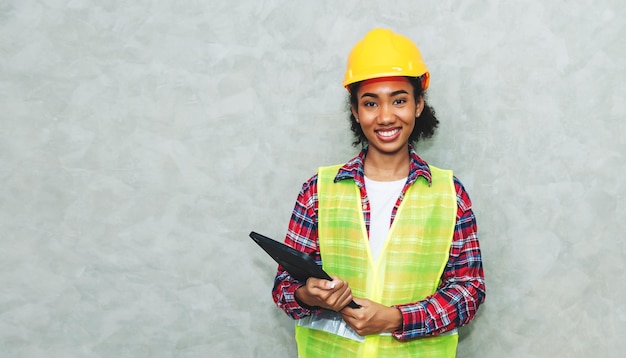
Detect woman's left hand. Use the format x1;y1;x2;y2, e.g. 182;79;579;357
339;298;403;336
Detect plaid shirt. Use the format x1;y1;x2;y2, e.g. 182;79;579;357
272;145;486;341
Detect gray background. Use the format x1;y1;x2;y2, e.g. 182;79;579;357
1;0;624;357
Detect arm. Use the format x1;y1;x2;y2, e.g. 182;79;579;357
271;175;323;319
392;178;486;340
272;174;358;317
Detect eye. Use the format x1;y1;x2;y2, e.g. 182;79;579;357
363;101;377;107
393;98;407;105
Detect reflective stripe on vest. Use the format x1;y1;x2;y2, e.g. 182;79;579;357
295;163;458;358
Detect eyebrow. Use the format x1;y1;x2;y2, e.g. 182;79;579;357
360;89;409;99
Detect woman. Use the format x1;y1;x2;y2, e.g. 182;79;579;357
272;28;486;357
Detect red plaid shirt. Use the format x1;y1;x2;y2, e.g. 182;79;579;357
272;145;485;340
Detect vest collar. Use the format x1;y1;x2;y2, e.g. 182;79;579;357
334;145;433;187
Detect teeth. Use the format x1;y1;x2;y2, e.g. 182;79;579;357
378;129;399;137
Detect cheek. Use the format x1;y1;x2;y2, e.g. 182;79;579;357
403;108;418;121
404;113;417;131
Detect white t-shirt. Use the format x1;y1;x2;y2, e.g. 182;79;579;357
364;176;407;262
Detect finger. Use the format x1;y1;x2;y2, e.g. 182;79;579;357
340;296;364;310
307;277;334;290
328;277;347;290
340;307;358;319
334;287;355;310
321;287;347;311
305;277;320;288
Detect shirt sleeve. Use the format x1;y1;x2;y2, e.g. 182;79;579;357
271;175;323;319
392;177;486;341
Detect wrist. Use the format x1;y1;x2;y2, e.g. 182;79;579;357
388;306;403;332
295;285;319;310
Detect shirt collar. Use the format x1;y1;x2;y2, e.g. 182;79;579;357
334;145;432;187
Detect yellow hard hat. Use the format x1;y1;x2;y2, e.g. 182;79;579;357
343;28;430;91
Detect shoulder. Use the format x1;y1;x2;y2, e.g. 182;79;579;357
299;152;362;198
299;173;319;196
426;166;473;212
452;175;473;212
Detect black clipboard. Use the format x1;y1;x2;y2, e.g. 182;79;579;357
249;231;360;309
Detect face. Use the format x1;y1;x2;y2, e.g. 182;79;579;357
351;77;423;156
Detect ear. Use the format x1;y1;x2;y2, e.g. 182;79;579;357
351;104;359;122
415;95;425;117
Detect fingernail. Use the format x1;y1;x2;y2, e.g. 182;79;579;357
330;282;336;289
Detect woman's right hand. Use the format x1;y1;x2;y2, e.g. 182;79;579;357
295;276;354;312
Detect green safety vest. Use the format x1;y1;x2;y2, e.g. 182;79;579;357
295;164;458;358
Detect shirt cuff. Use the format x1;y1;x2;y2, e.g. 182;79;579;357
391;303;426;341
284;283;322;318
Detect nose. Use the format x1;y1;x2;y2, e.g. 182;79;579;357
378;103;395;124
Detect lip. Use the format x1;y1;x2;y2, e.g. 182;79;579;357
375;127;402;142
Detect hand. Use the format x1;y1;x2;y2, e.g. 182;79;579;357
340;298;403;336
295;276;354;312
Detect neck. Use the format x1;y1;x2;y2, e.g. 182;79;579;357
363;146;410;181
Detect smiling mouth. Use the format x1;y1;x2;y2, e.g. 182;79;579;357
376;128;400;137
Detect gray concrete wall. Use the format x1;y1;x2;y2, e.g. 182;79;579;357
1;1;624;357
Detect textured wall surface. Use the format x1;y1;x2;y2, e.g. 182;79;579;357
1;1;624;357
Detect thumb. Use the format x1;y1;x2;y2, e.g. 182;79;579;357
326;276;346;289
322;279;336;290
307;277;335;290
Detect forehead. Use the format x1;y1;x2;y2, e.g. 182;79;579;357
358;76;412;94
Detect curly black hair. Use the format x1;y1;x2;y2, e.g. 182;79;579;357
347;76;439;147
